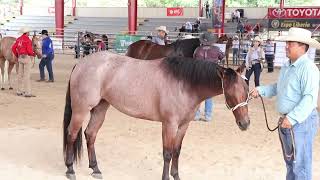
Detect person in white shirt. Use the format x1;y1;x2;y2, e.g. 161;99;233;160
235;10;241;22
185;21;193;33
245;36;265;86
264;38;275;72
232;35;240;65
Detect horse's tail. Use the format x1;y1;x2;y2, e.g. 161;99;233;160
63;65;82;163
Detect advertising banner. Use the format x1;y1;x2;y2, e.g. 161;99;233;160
167;7;183;16
268;8;320;19
268;19;320;30
212;0;223;28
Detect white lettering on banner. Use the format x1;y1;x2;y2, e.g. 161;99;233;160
292;9;299;17
270;8;320;18
305;9;311;16
120;40;133;47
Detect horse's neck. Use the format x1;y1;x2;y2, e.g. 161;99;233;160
194;79;223;103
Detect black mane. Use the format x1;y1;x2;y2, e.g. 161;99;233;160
161;57;239;88
170;38;201;57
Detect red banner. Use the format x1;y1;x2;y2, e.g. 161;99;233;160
167;7;183;16
268;8;320;19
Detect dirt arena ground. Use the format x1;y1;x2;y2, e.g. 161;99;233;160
0;54;319;180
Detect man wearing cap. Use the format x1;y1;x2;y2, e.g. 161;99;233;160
152;26;168;45
264;38;275;72
251;27;320;179
193;32;224;122
38;29;54;82
12;27;36;97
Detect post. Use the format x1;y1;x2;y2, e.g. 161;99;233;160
55;0;64;37
212;0;225;35
280;0;284;9
199;0;203;17
128;0;137;34
19;0;23;15
72;0;76;16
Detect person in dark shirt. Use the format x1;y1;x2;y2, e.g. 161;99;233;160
37;29;55;82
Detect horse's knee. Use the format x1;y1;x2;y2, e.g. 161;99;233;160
173;146;181;157
163;148;173;162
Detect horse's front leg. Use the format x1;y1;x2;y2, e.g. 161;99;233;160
170;122;190;180
8;63;15;90
162;121;178;180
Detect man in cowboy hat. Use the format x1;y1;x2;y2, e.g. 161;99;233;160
152;26;168;45
194;32;224;122
38;29;54;83
251;27;320;179
12;27;36;97
244;36;265;87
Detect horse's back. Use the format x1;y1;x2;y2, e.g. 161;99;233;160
0;37;16;60
126;40;152;59
70;51;166;120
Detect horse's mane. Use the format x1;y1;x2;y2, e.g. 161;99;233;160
169;38;201;57
161;56;238;88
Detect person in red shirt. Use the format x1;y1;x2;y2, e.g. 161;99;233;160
11;27;36;97
94;39;106;52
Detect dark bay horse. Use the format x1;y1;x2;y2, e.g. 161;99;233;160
0;36;42;90
63;52;250;180
217;34;233;66
126;38;201;59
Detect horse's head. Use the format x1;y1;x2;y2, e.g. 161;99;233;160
218;64;250;130
32;35;42;59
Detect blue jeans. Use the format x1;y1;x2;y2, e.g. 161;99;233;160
280;109;319;180
195;98;213;120
245;63;261;87
232;48;239;65
39;53;54;80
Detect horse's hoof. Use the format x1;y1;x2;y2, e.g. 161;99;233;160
9;87;13;90
91;172;103;179
1;88;4;91
66;173;76;180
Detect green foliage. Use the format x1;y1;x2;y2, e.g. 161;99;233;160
19;0;320;7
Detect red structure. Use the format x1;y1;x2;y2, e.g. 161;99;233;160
72;0;76;16
128;0;138;34
280;0;285;9
19;0;23;15
55;0;64;37
199;0;203;17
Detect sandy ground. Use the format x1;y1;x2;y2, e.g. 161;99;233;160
0;54;319;180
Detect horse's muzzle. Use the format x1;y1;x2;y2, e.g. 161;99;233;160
237;119;250;131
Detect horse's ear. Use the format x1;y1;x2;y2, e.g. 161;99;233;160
236;62;246;74
217;66;225;79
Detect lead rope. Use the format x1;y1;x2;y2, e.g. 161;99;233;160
259;95;296;161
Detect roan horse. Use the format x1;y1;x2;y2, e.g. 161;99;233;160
126;38;201;59
0;35;42;90
63;51;250;180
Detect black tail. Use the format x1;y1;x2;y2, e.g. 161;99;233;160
63;66;82;163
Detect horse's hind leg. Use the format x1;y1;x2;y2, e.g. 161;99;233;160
8;62;15;90
84;100;109;179
65;109;90;180
170;122;190;180
162;121;178;180
0;59;4;90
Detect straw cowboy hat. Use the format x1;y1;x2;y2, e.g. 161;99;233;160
233;35;239;39
155;26;168;33
19;27;31;34
276;27;320;49
253;36;263;43
200;32;217;45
